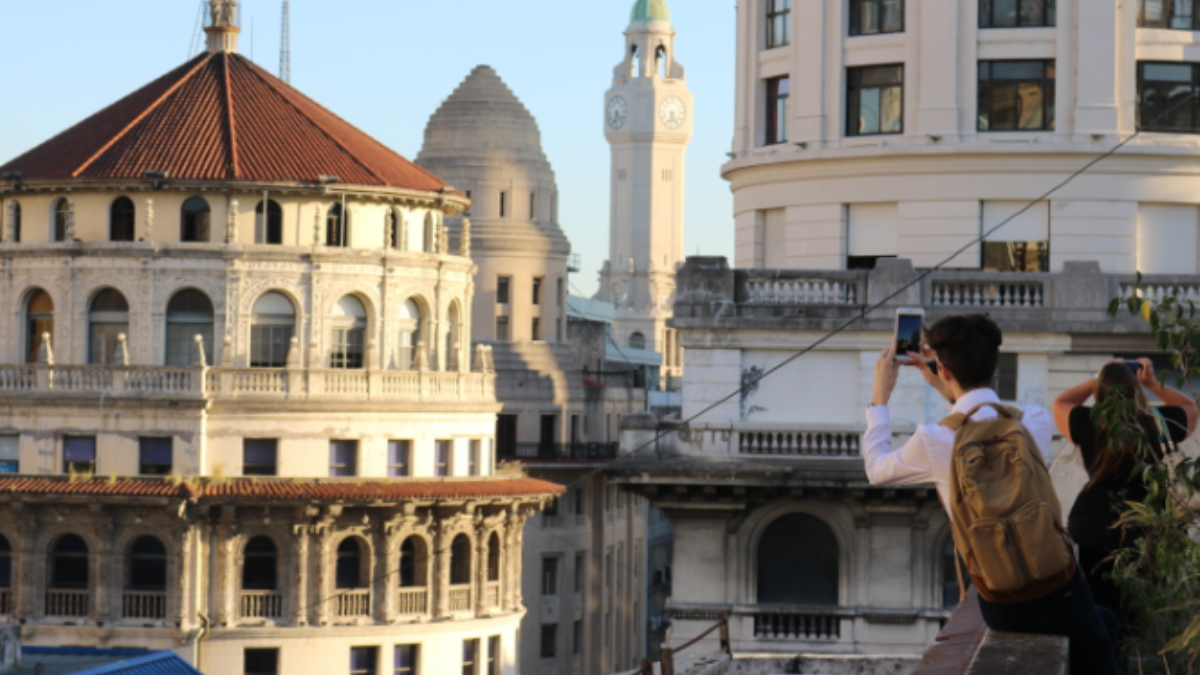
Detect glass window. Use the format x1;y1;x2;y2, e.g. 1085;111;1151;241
757;513;839;604
993;353;1019;401
0;535;10;589
166;290;214;366
351;647;378;675
250;292;295;368
542;557;559;596
487;533;501;582
388;440;411;477
767;0;791;48
423;213;436;253
129;536;167;590
337;539;364;588
400;537;425;588
435;440;452;477
330;440;357;477
850;0;904;35
53;198;70;242
52;535;89;589
847;65;904;136
244;648;280;675
1138;61;1200;132
533;278;543;306
138;437;172;475
395;645;418;675
765;77;790;145
0;436;17;474
487;636;499;675
540;624;557;659
10;201;20;243
110;197;136;242
978;60;1055;131
982;0;1056;28
243;439;278;476
326;203;348;247
575;552;586;594
983;241;1049;272
26;289;53;364
451;535;472;585
629;332;646;350
462;639;479;675
499;192;508;218
399;299;422;371
495;314;508;341
88;289;129;365
181;197;211;243
255;200;283;245
532;318;541;341
497;277;511;304
469;440;481;477
573;620;582;656
64;436;96;474
330;295;366;370
243;537;277;590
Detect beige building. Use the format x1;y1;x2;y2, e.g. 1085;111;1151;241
0;4;560;675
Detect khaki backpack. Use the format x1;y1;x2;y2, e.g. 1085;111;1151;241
943;403;1075;604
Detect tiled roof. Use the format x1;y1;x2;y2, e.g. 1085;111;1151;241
0;52;451;192
0;476;564;501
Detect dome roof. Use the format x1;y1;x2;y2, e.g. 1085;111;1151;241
631;0;671;22
0;51;451;193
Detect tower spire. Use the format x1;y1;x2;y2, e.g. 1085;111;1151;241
205;0;240;53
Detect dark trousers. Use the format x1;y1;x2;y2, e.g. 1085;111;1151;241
978;568;1120;675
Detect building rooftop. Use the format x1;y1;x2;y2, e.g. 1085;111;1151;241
630;0;671;22
17;648;202;675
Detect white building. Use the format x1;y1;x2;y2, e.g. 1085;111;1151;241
611;0;1200;660
0;5;560;675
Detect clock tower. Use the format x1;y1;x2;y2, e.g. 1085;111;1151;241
599;0;693;384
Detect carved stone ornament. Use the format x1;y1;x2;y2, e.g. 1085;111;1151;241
211;0;238;27
227;200;239;243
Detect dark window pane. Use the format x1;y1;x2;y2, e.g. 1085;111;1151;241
330;440;357;477
847;66;904;136
757;513;838;605
53;535;89;589
244;439;278;476
540;624;557;659
245;649;280;675
129;536;167;590
337;539;362;588
351;647;377;675
395;645;418;675
243;537;278;590
139;437;172;475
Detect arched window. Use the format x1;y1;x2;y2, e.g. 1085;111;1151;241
250;292;295;368
0;535;11;589
89;289;129;365
450;534;471;585
942;539;970;609
629;332;646;350
26;290;53;364
330;295;366;369
255;200;283;245
10;201;20;243
445;302;461;371
756;513;838;605
52;535;89;589
336;539;365;589
422;213;436;253
326;203;348;247
398;299;422;370
128;536;167;591
110;197;135;242
487;532;501;583
180;197;211;243
166;290;214;366
631;45;641;78
53;198;70;242
399;536;428;588
243;536;278;590
656;45;668;78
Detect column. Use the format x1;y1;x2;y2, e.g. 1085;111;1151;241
13;520;34;620
474;526;488;617
216;524;238;626
172;526;193;625
434;526;451;618
292;526;309;626
374;525;392;623
314;528;333;626
92;519;115;624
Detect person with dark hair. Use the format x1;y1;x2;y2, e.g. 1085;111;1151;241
865;314;1120;675
1052;359;1197;624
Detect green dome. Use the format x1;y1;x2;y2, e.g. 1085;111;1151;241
630;0;671;22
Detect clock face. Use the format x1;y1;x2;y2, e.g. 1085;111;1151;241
660;96;686;129
606;96;628;130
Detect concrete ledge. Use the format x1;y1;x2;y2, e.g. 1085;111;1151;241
966;630;1068;675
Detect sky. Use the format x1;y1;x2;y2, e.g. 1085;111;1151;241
0;0;737;297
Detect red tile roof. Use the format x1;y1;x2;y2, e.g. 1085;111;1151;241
0;476;564;502
0;52;452;192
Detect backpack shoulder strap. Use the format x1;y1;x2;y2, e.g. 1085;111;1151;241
939;412;968;432
938;402;1025;431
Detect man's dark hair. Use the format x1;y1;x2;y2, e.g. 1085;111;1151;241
925;314;1003;390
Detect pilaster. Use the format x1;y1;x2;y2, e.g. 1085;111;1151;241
292;526;309;626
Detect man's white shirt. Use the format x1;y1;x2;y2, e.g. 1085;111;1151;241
862;388;1054;518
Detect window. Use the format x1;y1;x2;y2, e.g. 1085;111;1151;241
451;535;472;585
9;201;20;243
0;535;10;590
330;440;358;477
978;61;1055;131
243;439;278;476
496;415;518;460
573;620;582;656
532;318;541;341
942;540;971;608
469;440;481;476
244;648;280;675
605;549;613;588
533;278;543;305
88;289;129;365
629;332;646;350
542;557;559;596
498;316;512;348
1138;62;1200;133
331;295;367;369
982;0;1055;27
25;290;53;365
767;0;791;48
574;488;586;518
255;199;282;245
165;289;214;366
530;192;537;219
487;533;501;582
487;636;500;675
983;241;1049;272
993;353;1019;401
575;552;586;593
53;198;70;242
351;647;378;675
0;436;17;474
847;65;904;136
395;645;418;675
326;203;348;247
399;299;423;371
64;436;96;474
128;536;167;590
850;0;904;35
496;277;511;304
540;624;558;659
757;513;839;605
388;440;411;477
423;213;436;253
138;437;172;475
110;196;136;242
250;292;295;368
243;537;277;590
462;639;479;675
52;535;89;589
465;191;472;217
337;539;365;588
499;192;508;218
435;440;452;477
765;77;790;144
181;197;211;243
399;536;426;588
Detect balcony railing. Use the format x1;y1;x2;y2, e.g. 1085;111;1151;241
122;591;166;619
336;590;371;618
484;581;500;609
45;590;89;617
396;587;428;616
739;427;862;457
498;442;620;463
752;610;841;640
241;590;284;619
448;584;472;612
745;276;860;306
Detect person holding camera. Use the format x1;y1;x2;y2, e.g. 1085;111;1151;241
1052;359;1197;625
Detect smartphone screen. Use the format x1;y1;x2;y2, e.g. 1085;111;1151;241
1124;359;1143;372
896;313;924;356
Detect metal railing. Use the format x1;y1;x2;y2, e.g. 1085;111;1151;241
240;590;284;619
122;591;166;619
45;590;89;617
396;587;428;616
498;442;620;463
336;590;371;618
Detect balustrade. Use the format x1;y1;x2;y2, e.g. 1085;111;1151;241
336;590;371;617
929;280;1044;308
738;429;861;456
746;279;859;305
125;368;193;394
232;370;287;394
381;372;420;396
1121;280;1200;304
448;584;472;613
396;587;428;616
45;590;89;617
122;591;166;619
484;582;500;609
54;367;114;392
240;590;284;619
0;367;34;391
752;611;840;640
323;371;369;395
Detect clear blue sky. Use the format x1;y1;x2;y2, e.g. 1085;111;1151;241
0;0;736;297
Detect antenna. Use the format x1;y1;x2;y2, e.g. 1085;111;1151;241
280;0;291;83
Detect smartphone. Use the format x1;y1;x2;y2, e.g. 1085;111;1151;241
1124;359;1143;373
894;308;926;358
